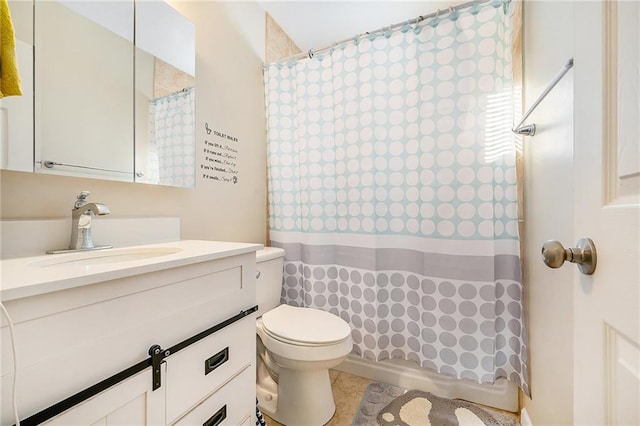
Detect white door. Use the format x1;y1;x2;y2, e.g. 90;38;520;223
574;1;640;424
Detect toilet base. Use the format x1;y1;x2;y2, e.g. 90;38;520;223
256;375;279;421
257;367;336;426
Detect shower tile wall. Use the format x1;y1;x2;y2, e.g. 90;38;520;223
153;57;195;98
265;13;301;63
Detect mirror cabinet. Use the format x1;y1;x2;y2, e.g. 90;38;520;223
0;0;195;188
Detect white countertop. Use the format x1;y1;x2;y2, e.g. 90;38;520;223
0;240;262;301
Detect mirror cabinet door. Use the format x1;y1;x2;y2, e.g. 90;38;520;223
34;0;135;181
1;0;195;188
134;1;196;188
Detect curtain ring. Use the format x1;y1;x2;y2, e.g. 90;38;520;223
413;18;422;34
308;49;315;59
286;55;295;68
448;5;459;20
435;8;441;17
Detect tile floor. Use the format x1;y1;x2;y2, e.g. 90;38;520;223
262;370;372;426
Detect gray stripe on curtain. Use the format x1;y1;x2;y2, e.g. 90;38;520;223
271;241;521;281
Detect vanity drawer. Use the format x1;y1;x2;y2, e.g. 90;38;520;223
166;314;255;422
171;366;254;426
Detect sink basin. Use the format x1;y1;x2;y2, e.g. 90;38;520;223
30;247;183;268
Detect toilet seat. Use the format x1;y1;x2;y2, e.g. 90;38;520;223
261;304;351;346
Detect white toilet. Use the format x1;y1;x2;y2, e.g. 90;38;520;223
255;247;353;426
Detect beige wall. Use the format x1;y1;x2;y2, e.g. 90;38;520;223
0;1;268;245
521;1;575;424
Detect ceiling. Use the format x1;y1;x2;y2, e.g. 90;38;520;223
258;1;461;53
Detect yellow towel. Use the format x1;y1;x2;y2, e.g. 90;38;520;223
1;0;23;98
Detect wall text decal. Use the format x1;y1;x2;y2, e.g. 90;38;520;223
201;122;239;184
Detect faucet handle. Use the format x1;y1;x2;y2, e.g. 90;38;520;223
75;191;91;208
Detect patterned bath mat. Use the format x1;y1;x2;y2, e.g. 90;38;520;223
352;382;405;425
352;382;520;426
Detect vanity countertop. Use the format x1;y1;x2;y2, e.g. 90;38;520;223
1;240;262;301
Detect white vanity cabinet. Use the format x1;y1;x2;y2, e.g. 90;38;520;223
0;241;260;426
41;317;256;426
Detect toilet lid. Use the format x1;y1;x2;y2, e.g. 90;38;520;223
261;305;351;345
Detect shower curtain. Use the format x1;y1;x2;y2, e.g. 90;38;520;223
264;0;529;395
147;87;195;187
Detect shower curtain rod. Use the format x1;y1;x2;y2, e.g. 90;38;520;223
287;0;494;62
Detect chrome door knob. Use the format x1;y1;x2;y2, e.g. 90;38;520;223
541;238;597;275
541;240;568;268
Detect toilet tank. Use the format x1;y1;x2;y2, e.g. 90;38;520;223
256;247;285;316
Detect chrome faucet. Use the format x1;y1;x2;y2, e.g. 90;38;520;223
68;191;112;250
46;191;113;254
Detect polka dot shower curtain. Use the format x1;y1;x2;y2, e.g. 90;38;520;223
264;0;529;395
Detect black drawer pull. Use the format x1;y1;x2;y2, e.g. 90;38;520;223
203;404;226;426
204;347;229;376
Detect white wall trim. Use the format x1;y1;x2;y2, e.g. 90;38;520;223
520;407;533;426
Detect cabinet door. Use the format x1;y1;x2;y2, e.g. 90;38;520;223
42;365;165;425
165;315;255;422
33;0;135;182
171;366;254;426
